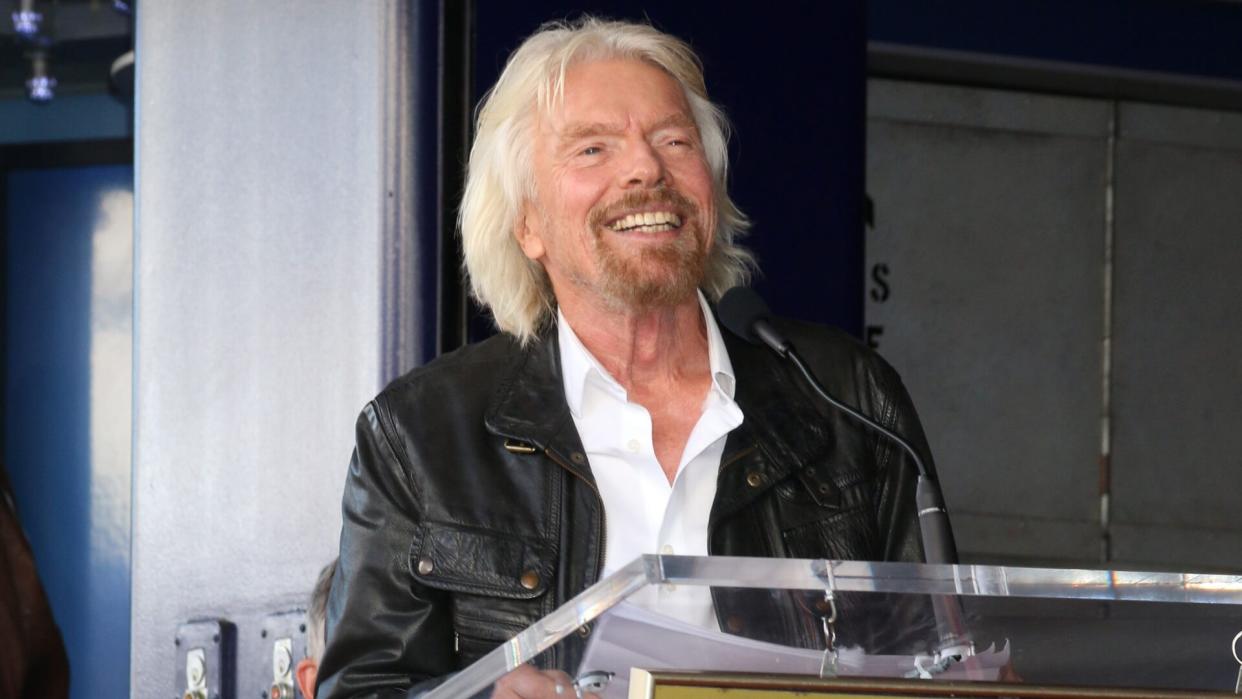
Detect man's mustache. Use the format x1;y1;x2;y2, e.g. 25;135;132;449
588;189;698;232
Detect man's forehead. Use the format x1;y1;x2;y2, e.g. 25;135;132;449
555;113;697;140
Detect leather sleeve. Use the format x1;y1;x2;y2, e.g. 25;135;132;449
867;353;937;564
316;400;454;699
863;353;947;654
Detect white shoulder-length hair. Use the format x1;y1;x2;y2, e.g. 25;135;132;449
459;16;756;344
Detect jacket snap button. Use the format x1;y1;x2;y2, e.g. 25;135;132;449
818;483;831;495
571;452;586;465
577;624;591;638
520;570;540;590
417;557;434;575
745;472;762;488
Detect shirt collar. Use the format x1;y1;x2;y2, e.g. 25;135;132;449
557;290;737;419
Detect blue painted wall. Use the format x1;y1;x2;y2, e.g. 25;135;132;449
5;164;132;699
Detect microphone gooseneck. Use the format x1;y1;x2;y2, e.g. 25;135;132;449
718;286;971;654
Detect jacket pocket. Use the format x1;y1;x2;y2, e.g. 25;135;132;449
410;520;556;599
409;521;556;667
780;506;879;561
773;469;873;530
776;471;879;561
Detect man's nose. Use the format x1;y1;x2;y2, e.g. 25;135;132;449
619;140;666;189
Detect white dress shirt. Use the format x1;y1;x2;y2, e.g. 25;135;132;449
557;292;744;629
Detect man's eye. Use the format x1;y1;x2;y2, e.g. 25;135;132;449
580;146;602;156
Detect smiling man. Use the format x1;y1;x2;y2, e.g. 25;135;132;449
318;17;938;699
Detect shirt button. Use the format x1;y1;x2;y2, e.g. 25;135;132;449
660;544;674;555
626;439;641;453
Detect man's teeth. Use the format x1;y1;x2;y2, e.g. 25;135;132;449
609;211;683;232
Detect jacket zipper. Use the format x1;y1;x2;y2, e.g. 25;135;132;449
544;448;607;582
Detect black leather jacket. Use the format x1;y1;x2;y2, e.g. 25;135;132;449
318;316;937;699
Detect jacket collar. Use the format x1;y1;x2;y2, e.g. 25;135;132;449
721;329;835;465
483;325;595;483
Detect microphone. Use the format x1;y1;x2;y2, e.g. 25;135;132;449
719;287;971;655
718;287;959;565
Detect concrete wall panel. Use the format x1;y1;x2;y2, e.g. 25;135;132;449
1110;102;1242;570
866;79;1109;564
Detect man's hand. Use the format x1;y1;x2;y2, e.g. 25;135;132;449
491;664;598;699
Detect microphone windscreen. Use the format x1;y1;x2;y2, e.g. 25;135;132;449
717;286;771;345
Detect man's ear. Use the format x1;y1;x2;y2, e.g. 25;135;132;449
295;658;318;699
514;205;545;261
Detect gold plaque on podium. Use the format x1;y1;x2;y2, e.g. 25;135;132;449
628;669;1234;699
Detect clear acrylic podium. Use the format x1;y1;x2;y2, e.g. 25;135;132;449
425;556;1242;698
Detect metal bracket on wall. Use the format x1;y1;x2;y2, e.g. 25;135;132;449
260;610;309;699
175;619;237;699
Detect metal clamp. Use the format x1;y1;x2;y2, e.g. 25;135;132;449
1231;630;1242;694
819;563;840;678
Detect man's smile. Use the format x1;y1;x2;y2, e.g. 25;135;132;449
606;210;684;233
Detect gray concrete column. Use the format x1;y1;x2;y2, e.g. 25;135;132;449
131;2;414;694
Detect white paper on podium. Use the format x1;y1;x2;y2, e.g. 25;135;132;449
576;602;1010;699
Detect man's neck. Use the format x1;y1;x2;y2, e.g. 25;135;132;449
557;291;709;397
558;289;714;483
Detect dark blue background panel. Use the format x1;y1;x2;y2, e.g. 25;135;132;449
470;1;867;339
5;164;132;699
870;0;1242;81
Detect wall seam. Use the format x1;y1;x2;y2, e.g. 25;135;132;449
1098;100;1118;565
